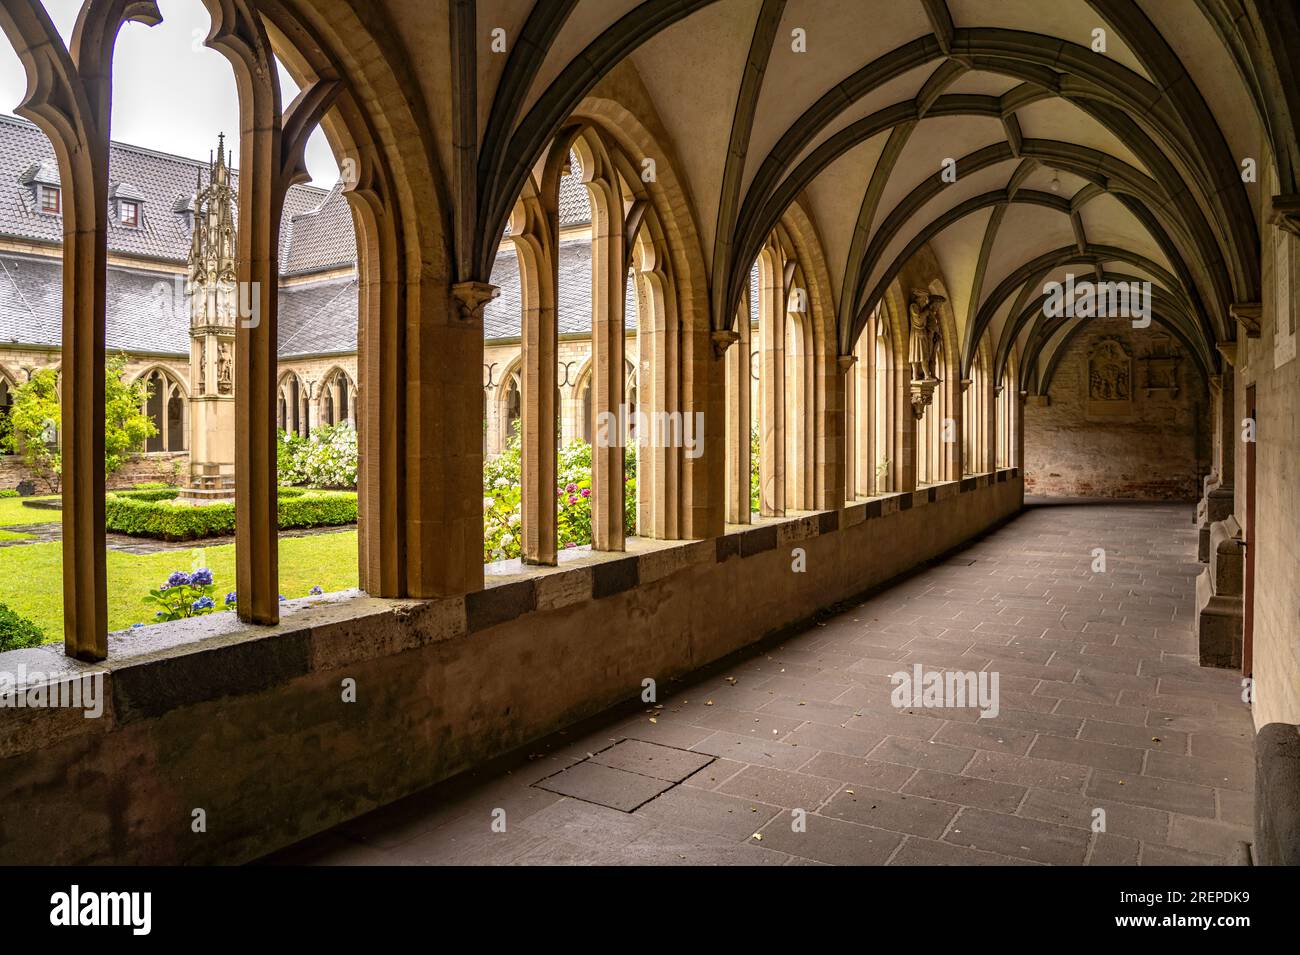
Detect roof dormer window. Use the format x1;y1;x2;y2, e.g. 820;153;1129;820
22;160;62;216
39;185;61;215
110;181;145;229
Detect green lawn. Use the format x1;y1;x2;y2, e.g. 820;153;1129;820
0;495;61;527
0;528;32;542
0;529;359;640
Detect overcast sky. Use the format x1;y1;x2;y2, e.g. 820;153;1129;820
0;0;338;186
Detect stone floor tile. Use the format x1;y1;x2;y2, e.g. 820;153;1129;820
589;739;715;782
534;761;675;811
718;764;841;809
753;813;904;865
821;785;960;838
633;785;781;839
943;807;1090;865
901;768;1026;813
1087;770;1217;818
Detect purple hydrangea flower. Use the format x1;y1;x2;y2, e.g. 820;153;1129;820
309;586;323;596
192;596;215;612
224;592;237;605
190;568;214;587
165;571;191;589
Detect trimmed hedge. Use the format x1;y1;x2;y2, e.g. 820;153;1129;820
0;601;44;651
0;489;18;499
114;487;182;502
105;490;357;541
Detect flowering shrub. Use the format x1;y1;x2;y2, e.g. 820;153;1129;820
278;424;357;489
143;567;219;622
483;435;636;562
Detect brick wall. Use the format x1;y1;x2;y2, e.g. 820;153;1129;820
1024;317;1210;501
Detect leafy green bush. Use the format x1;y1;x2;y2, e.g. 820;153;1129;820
105;490;357;541
0;601;43;651
278;424;357;489
132;481;172;491
0;489;18;499
483;435;635;563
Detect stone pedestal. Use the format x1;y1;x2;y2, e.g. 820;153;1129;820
1196;473;1235;562
1196;513;1244;668
909;376;937;419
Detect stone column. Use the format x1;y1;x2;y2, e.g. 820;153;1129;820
841;355;857;503
758;248;786;516
1196;354;1236;561
1015;391;1027;472
984;375;998;474
944;375;962;482
588;174;626;551
510;199;558;566
724;307;750;524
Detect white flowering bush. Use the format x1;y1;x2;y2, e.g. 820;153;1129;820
278;423;358;489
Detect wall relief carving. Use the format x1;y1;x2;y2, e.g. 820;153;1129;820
1086;336;1134;416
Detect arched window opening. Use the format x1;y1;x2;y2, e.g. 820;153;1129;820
141;368;186;453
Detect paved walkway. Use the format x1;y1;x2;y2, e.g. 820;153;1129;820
264;501;1255;866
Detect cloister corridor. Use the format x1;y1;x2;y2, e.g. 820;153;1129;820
266;502;1253;867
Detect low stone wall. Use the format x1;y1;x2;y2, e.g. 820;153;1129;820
0;471;1023;864
0;451;187;493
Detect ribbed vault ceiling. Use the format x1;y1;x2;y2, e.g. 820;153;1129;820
465;0;1276;389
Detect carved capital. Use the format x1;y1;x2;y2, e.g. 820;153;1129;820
450;281;499;322
1271;194;1300;238
1229;302;1261;339
710;329;740;359
837;354;858;371
1216;339;1239;367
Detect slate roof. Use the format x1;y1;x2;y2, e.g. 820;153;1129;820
0;113;354;269
482;238;636;341
0;251;360;358
0;114;601;352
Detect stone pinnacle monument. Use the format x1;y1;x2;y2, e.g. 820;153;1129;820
179;135;238;503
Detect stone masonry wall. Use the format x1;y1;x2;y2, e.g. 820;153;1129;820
1024;317;1210;501
1242;171;1300;731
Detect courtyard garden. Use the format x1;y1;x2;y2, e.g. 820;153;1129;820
0;413;649;646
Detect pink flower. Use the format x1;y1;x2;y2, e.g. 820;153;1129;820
580;488;590;498
568;494;579;504
565;482;577;493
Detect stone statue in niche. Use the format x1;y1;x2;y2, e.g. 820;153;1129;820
197;339;206;394
908;288;945;381
1088;338;1132;401
217;342;233;395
